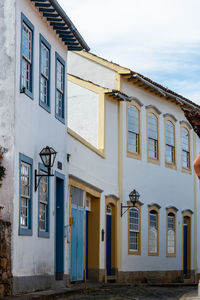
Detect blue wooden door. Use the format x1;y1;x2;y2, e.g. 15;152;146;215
106;214;111;276
70;205;85;281
183;223;187;274
55;176;64;280
86;211;88;279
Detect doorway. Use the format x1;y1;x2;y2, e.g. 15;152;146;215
55;173;65;280
183;214;191;277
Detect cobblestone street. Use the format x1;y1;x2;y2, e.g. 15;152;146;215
59;284;198;300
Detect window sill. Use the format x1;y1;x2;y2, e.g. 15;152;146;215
127;151;141;160
20;87;34;100
147;157;160;165
55;114;65;124
19;227;32;236
128;250;141;255
38;230;50;238
182;167;192;175
165;162;177;170
39;101;51;113
148;252;159;256
166;253;176;257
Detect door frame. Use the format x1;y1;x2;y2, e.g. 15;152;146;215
105;196;118;277
54;171;65;280
182;210;193;275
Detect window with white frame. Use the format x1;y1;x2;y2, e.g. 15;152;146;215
128;105;139;154
167;213;175;254
40;35;50;109
129;207;139;251
21;14;34;98
148;113;158;159
182;127;190;169
149;211;158;254
55;53;65;122
39;171;48;232
20;162;31;228
165;121;175;164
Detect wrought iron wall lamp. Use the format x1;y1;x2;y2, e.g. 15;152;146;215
35;146;57;192
121;189;140;217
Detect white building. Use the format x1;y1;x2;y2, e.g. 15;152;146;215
68;51;200;283
0;0;89;295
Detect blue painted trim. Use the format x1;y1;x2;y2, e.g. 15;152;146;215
39;34;51;113
55;52;65;124
20;13;34;100
54;171;65;274
19;153;33;236
38;162;50;238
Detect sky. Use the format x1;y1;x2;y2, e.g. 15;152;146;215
58;0;200;105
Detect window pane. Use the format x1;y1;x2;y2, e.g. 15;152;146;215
22;23;32;61
128;106;139;133
57;60;64;92
39;203;46;231
182;150;189;168
130;232;138;251
166;121;174;146
150;228;157;253
21;197;28;227
56;91;63;117
148;113;158;139
166;145;174;164
150;212;157;229
128;132;138;153
40;76;48;104
129;208;139;231
71;186;84;207
182;128;189;151
41;43;49;78
21;163;30;197
22;59;31;90
168;231;175;254
148;138;157;159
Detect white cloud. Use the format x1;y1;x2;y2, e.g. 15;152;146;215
58;0;200;104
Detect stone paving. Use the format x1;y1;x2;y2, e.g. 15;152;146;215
59;284;198;300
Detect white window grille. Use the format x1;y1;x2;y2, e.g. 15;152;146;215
129;207;139;251
148;113;158;159
22;22;32;91
168;214;175;254
182;128;190;169
166;121;175;164
40;43;49;105
56;60;64;118
20;162;30;228
39;171;48;231
128;106;139;154
71;186;84;207
149;212;157;253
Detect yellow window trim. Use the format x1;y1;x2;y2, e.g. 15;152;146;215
126;100;142;160
67;127;105;158
166;208;177;257
128;202;142;255
146;108;160;165
180;122;192;174
164;115;177;170
69;176;102;198
148;205;160;256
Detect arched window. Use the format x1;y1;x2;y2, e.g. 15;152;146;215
129;206;141;255
127;104;140;158
148;205;159;256
165;121;175;164
182;127;190;169
167;212;176;256
148;113;158;160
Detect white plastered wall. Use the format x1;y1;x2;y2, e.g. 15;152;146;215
68;81;99;147
13;0;68;278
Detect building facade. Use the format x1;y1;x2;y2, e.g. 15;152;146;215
0;0;89;296
68;51;200;283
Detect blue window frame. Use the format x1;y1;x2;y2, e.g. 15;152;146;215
38;163;50;238
20;13;34;99
39;34;51;112
55;52;65;123
19;153;33;236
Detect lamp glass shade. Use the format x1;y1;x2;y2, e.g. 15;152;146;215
39;146;57;169
129;189;140;205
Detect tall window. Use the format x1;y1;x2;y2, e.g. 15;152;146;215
21;14;34;99
182;127;190;169
148;207;159;256
38;166;49;237
167;212;176;256
148;113;158;160
129;206;141;255
165;121;175;164
40;35;51;111
19;154;33;235
128;105;139;154
55;53;65;123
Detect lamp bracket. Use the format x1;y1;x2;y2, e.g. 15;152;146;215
34;169;54;192
121;203;135;217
